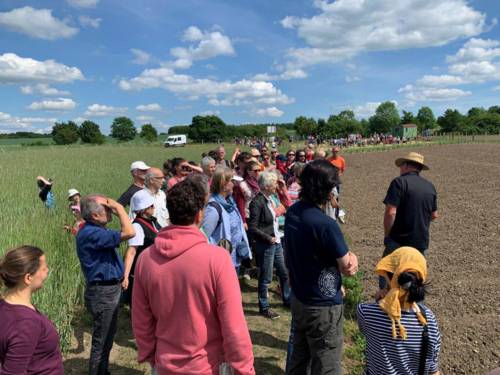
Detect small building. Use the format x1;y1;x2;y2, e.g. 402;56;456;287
393;123;418;139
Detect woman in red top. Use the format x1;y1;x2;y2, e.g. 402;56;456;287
0;246;64;375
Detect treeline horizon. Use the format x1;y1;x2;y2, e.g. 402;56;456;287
4;102;499;143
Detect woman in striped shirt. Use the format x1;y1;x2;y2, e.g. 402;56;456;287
357;247;441;375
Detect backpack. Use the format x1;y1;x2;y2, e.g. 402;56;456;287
207;201;233;254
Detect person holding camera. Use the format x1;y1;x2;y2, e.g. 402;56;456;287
76;195;135;375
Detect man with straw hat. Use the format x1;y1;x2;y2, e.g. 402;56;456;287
382;152;438;277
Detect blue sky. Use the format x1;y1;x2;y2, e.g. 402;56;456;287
0;0;499;134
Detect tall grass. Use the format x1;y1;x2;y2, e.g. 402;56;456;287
0;143;225;351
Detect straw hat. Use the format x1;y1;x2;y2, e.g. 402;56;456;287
395;152;429;170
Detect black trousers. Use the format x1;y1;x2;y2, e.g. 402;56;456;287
84;283;121;375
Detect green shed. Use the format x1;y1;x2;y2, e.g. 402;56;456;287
393;123;417;139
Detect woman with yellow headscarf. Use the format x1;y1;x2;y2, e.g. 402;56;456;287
357;247;442;375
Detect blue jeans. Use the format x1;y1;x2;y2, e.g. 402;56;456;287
255;242;291;311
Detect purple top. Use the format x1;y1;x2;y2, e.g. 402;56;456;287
0;300;63;375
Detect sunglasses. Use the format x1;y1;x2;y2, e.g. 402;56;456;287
288;153;295;156
252;169;261;172
181;166;191;171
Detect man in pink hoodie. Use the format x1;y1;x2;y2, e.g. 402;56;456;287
132;175;255;375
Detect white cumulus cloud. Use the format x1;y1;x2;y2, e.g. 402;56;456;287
399;38;500;103
0;7;78;40
119;67;293;108
282;0;487;68
66;0;99;8
136;103;162;112
0;111;57;132
169;26;235;69
351;101;398;119
136;115;154;122
28;98;76;111
85;104;127;117
255;107;284;117
79;15;102;28
0;53;84;83
20;83;70;96
253;68;307;81
130;49;151;65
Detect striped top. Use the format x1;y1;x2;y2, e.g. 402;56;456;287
357;302;441;375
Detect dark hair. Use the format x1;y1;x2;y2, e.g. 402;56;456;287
167;176;207;225
398;271;426;303
0;246;44;290
164;157;186;176
236;151;252;164
299;159;340;205
208;150;219;160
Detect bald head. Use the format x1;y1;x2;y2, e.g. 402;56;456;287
145;167;165;192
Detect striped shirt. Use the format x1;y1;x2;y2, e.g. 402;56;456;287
357;302;441;375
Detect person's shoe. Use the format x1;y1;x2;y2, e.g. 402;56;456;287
260;309;280;320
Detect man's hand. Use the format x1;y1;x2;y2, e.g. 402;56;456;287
339;252;358;276
122;278;129;290
103;198;123;215
270;236;277;244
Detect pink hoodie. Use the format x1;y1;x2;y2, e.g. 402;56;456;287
132;225;255;375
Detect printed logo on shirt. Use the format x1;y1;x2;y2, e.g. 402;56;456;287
318;268;340;298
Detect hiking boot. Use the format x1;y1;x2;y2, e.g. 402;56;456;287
260;309;280;320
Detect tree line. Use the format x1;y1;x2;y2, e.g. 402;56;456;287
48;102;500;145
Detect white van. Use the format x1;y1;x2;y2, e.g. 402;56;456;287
164;134;187;147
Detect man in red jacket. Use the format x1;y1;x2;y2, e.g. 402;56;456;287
132;175;255;375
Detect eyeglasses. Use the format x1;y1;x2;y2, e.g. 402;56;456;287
181;166;191;171
152;176;165;180
252;169;261;172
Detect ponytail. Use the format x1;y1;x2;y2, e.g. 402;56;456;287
398;271;426;303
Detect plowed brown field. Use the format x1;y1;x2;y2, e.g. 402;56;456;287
341;143;500;374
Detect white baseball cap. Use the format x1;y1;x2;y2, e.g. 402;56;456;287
67;189;80;199
130;161;150;171
131;190;155;212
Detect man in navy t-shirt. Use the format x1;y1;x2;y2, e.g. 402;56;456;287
284;160;358;375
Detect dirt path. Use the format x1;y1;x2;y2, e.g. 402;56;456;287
340;143;500;375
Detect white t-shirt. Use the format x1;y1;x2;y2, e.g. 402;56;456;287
128;223;145;247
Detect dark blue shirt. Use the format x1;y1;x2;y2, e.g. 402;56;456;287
76;222;123;283
284;200;348;306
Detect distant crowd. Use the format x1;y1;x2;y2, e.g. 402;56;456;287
8;140;493;375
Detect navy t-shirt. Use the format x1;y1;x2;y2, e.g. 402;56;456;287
384;171;437;251
284;200;349;306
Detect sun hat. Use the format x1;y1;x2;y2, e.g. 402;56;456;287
131;190;155;212
130;161;150;171
395;152;429;170
67;189;80;199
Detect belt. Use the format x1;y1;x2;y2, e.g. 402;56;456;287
88;279;122;286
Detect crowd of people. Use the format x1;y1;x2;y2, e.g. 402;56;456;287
3;141;479;375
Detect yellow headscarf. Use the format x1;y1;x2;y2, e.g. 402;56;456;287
375;246;428;339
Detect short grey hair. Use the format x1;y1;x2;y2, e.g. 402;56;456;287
144;171;156;187
200;156;215;170
258;171;278;189
80;195;105;222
